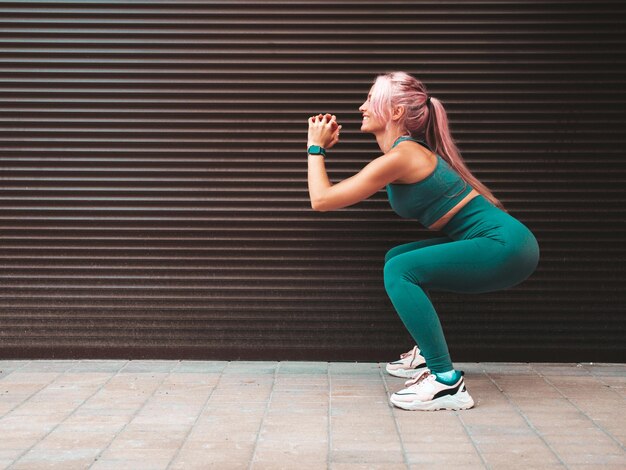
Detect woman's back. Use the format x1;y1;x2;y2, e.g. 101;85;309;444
386;136;474;228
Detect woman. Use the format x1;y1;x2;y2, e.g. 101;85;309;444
306;71;540;411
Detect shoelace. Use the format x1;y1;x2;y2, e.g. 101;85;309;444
404;369;434;388
399;346;417;365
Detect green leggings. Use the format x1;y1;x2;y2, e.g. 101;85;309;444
383;195;540;373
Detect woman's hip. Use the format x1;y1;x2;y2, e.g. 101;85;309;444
442;196;537;245
438;195;540;289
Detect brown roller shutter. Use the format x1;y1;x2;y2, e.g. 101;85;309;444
0;1;625;362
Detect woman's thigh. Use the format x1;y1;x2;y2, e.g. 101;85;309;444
385;236;534;294
384;236;453;264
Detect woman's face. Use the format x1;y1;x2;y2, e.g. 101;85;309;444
359;87;385;134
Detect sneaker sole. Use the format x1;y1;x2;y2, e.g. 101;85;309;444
385;365;428;379
389;391;475;411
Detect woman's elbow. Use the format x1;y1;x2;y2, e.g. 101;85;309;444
310;195;331;212
311;199;329;212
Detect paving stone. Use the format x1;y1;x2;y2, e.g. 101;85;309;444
252;440;327;467
170;450;249;469
480;451;563;469
31;430;113;450
183;430;259;446
0;361;30;376
174;361;229;373
271;390;329;402
0;361;624;469
559;452;626;466
331;435;403;452
0;372;59;384
67;361;128;373
223;361;278;374
406;451;484;466
531;363;590;376
331;384;387;397
91;458;171;469
476;439;551;454
569;466;626;470
120;360;179;373
11;459;97;470
582;363;626;377
269;399;328;413
191;417;263;438
277;361;329;374
479;363;535;374
12;447;101;464
260;419;328;442
18;361;76;373
329;363;382;375
331;449;405;464
0;448;31;461
334;464;408;470
403;441;477;453
98;444;178;461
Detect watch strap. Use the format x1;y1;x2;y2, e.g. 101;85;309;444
307;145;327;156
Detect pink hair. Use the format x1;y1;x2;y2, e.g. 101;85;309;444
369;71;507;212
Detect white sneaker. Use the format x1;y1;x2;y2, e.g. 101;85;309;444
385;345;428;378
389;369;475;411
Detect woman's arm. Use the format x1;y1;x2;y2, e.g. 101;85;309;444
308;150;406;212
306;113;408;212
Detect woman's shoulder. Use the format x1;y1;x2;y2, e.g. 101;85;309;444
386;140;438;184
393;139;436;162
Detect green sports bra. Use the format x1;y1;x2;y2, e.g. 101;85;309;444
386;136;473;227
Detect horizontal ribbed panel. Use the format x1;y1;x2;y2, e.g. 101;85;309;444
1;0;625;361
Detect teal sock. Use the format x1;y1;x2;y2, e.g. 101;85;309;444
435;369;461;385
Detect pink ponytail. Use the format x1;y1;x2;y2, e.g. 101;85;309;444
370;72;507;212
426;96;507;212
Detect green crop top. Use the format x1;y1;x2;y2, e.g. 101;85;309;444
386;136;473;227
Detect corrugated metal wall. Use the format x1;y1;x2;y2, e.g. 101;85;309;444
1;1;625;362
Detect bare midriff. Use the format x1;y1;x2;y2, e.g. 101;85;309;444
427;189;481;231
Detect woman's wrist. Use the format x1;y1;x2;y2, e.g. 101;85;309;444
307;143;327;158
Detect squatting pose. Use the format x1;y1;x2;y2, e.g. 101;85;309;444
306;71;540;411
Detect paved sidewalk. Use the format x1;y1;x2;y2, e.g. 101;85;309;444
0;361;624;469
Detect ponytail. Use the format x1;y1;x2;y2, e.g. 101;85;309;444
425;97;507;212
370;71;507;212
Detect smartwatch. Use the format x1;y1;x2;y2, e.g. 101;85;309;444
307;145;327;157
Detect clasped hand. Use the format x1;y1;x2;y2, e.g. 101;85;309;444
307;113;342;149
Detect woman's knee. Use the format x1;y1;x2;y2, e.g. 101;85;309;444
383;257;401;290
384;246;402;265
383;256;421;291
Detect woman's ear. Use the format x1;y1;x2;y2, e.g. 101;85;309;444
392;105;406;122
